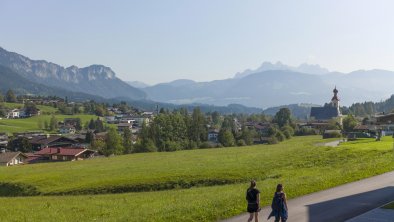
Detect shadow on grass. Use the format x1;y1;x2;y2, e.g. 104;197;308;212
0;182;40;196
0;173;281;196
306;186;394;222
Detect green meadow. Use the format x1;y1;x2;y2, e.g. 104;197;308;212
2;102;58;114
0;114;98;134
0;136;393;221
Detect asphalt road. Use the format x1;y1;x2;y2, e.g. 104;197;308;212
222;170;394;222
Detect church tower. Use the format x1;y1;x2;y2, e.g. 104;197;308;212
331;86;341;118
331;86;339;108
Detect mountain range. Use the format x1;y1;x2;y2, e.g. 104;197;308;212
0;47;146;100
2;46;394;114
140;64;394;108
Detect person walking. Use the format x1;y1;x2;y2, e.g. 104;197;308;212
268;184;288;222
246;180;260;222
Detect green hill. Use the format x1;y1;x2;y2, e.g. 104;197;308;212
0;136;393;221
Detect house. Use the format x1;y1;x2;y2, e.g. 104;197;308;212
34;147;96;161
59;125;76;134
94;132;108;141
131;116;150;126
299;122;329;134
20;107;41;117
253;122;271;136
353;125;379;135
30;135;77;150
310;87;342;124
64;118;81;127
119;119;136;124
105;116;117;124
0;152;28;166
7;109;20;119
0;133;8;148
117;123;133;132
25;153;45;164
13;131;45;139
208;129;219;142
66;134;87;144
372;113;394;135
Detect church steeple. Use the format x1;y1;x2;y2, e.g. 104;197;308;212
331;86;339;108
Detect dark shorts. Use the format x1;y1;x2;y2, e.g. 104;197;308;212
247;203;259;213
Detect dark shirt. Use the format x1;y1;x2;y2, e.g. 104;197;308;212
246;188;260;203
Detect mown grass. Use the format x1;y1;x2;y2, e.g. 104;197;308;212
0;136;393;221
383;201;394;209
0;114;97;134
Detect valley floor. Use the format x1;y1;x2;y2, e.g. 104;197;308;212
0;136;393;221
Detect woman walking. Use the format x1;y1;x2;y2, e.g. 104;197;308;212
246;180;260;222
268;184;288;222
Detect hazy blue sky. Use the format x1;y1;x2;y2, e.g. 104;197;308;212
1;0;394;84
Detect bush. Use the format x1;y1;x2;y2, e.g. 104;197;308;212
237;139;246;146
268;136;279;144
163;141;182;152
188;140;198;149
295;128;317;136
282;130;292;139
323;131;342;139
281;125;294;136
199;141;215;149
275;131;286;142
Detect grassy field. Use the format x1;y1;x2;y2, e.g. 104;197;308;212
0;114;98;134
2;102;58;114
383;201;394;209
0;136;393;221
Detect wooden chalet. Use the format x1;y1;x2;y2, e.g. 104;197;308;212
34;147;96;161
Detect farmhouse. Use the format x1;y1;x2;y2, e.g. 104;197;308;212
7;109;20;119
0;152;28;166
117;123;133;132
0;133;8;148
30;135;77;150
208;129;219;142
59;125;76;134
372;113;394;135
64;118;81;127
35;147;96;161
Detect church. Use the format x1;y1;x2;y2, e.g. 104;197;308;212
310;87;342;122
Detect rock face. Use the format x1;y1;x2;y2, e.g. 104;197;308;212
0;65;106;102
0;47;146;100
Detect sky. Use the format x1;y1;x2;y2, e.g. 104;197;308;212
1;0;394;85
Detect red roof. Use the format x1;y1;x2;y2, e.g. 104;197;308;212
35;147;86;156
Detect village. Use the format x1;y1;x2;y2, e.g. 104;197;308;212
1;87;394;167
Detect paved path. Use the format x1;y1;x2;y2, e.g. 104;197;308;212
323;140;342;147
222;171;394;222
346;207;394;222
